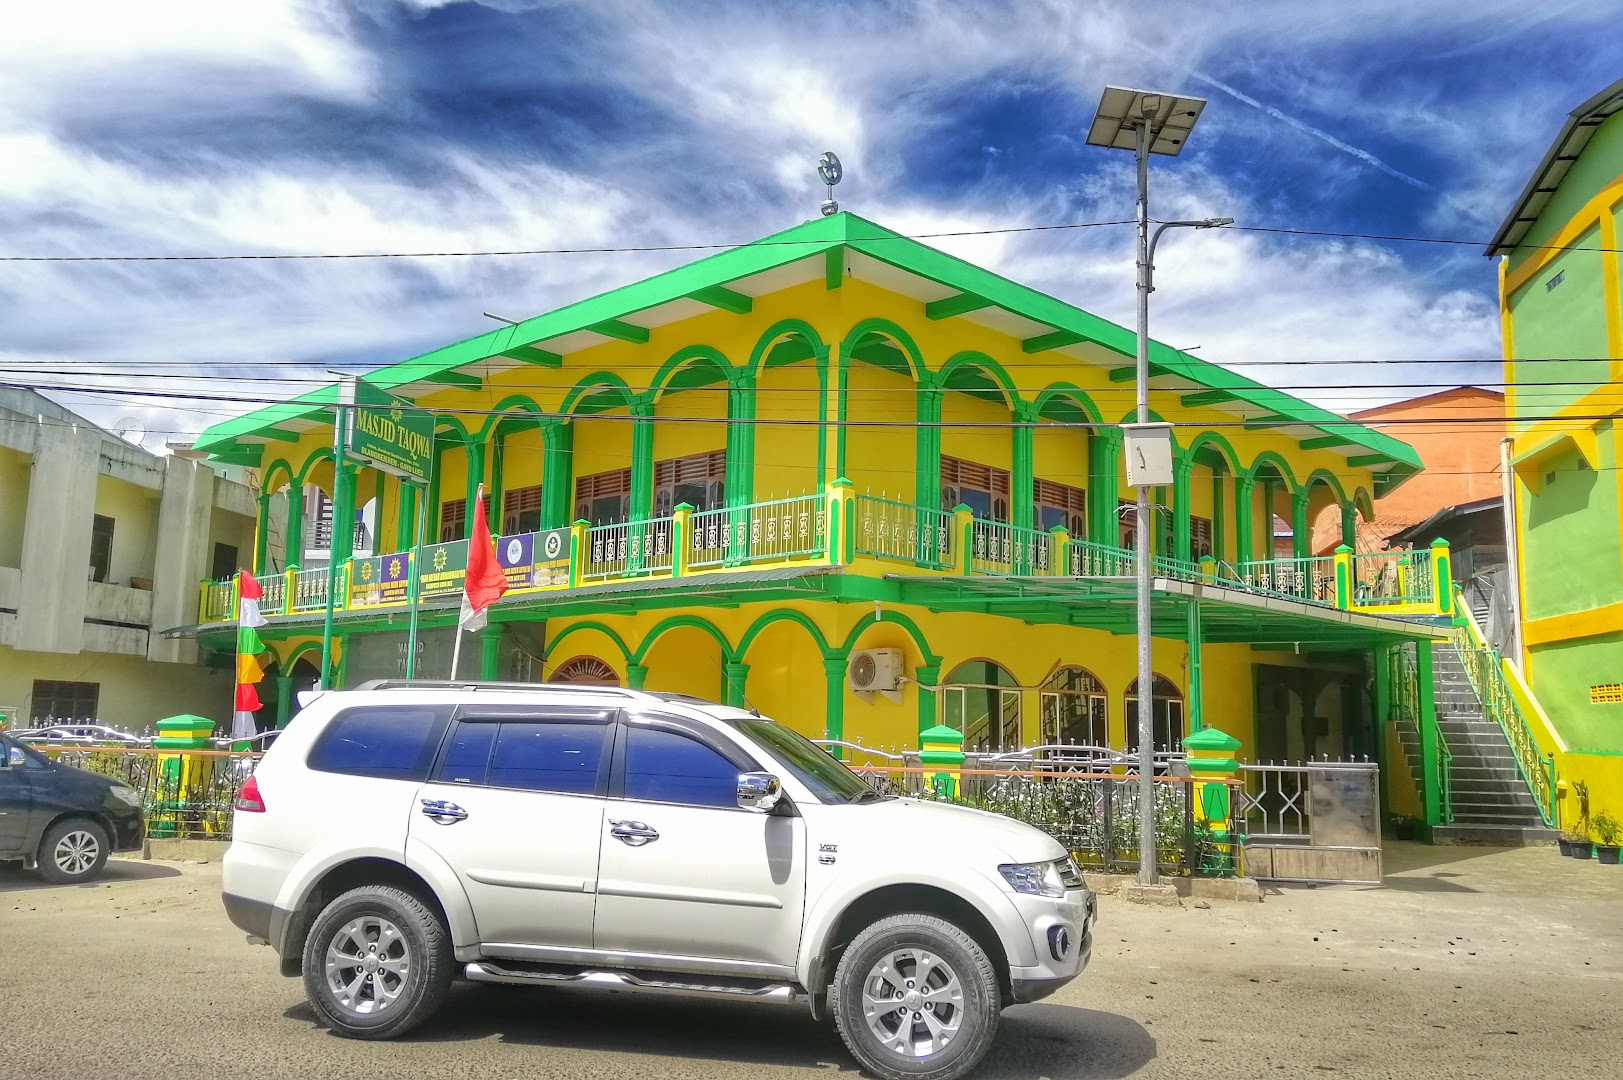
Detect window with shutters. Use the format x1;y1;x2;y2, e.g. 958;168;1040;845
574;468;632;527
502;485;542;535
1034;478;1086;538
940;457;1009;521
30;680;101;723
653;451;726;519
1191;516;1214;560
438;498;466;543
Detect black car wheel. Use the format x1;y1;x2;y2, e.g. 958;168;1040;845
37;818;109;885
302;886;453;1039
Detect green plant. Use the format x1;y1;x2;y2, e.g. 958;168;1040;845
1570;780;1592;842
1592;811;1620;848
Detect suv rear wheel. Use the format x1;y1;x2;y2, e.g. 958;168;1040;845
830;913;1001;1080
302;885;453;1039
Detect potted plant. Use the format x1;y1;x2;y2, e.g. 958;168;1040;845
1558;833;1574;857
1593;811;1621;866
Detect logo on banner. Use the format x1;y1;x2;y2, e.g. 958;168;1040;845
506;537;523;564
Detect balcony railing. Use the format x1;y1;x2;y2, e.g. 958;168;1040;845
197;484;1455;625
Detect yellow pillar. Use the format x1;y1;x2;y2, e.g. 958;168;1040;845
918;724;966;799
1182;725;1241;876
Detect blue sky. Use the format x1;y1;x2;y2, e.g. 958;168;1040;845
0;0;1617;443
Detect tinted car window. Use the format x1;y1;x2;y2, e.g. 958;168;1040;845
487;721;607;795
622;726;739;808
307;707;447;781
435;722;497;785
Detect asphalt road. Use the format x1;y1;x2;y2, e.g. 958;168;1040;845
1;843;1619;1079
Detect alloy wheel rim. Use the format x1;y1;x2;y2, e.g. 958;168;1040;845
324;916;411;1016
861;947;965;1058
53;830;99;876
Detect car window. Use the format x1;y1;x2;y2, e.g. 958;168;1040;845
307;706;448;781
486;721;608;796
435;722;497;785
622;725;740;808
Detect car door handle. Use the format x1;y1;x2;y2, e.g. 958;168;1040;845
420;798;468;825
609;819;659;846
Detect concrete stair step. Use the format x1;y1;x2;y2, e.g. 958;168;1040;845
1431;823;1558;846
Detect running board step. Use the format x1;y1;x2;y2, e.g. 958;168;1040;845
464;961;803;1005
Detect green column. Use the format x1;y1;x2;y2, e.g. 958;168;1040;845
1090;430;1121;545
1233;475;1254;565
253;492;272;574
427;436;449;537
331;464;358;564
274;674;295;730
1173;458;1193;563
1210;473;1225;563
915;374;943;510
625;663;648;691
480;623;503;680
629;397;655;521
540;419;574;530
462;442;486;536
1291;490;1311;561
286;480;305;568
1372;645;1392;826
1340;503;1357;550
395;482;418;552
915;661;942;739
823;654;847;745
1415;644;1442;828
489;430;506;534
1186;599;1204;733
1011;402;1037;532
727;369;757;506
723;661;750;709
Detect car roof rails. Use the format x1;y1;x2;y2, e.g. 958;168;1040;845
350;679;642;699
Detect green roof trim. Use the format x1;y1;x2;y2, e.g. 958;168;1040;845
1180;390;1236;408
193;212;1422;481
925;292;992;320
423;370;481;388
689;284;753;315
1109;363;1169;383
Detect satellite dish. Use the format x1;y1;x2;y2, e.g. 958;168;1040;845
111;416;147;446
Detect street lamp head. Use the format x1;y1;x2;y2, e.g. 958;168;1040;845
1086;85;1209;157
1198;217;1235;228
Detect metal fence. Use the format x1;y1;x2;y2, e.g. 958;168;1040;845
1229;555;1337;604
583;518;675;580
854;495;954;569
968;521;1054;576
1237;759;1382;884
1350;549;1435;607
689;494;827;569
40;747;260;840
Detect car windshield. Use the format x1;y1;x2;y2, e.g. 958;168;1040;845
729;719;881;804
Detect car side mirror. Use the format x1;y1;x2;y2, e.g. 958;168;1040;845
5;746;23;768
736;772;782;813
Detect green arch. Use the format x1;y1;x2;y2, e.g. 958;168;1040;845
544;620;633;663
938;350;1020;407
1302;467;1348;506
839;317;927;381
1032;382;1104;426
474;394;548;445
747;319;828;377
1245;450;1300;493
295;447;335;486
434;414;472;446
1185;430;1244;474
560;371;637;416
838;608;939;665
281;639;325;671
630;614;737;666
261;457;296;492
1354;486;1376;522
650;344;734;401
736;608;832;659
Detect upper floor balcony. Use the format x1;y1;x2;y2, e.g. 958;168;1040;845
195;482;1454;629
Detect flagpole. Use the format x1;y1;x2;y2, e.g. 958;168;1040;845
405;448;431;679
319;378;353;691
449;481;481;680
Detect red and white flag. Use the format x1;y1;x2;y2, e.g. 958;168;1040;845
459;485;508;632
232;570;268;740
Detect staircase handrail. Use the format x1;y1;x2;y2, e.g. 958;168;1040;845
1450;591;1557;826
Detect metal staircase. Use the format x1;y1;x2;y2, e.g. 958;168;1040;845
1396;642;1557;844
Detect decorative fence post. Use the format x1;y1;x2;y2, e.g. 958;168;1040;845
918;724;966;799
1049;525;1071;578
1430;538;1453;616
826;478;855;565
567;519;590;588
671;503;694;578
953;504;975;575
1182;726;1241;875
1198;555;1216;582
283;566;298;616
1333;544;1353;610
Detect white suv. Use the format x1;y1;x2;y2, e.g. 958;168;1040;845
223;681;1094;1080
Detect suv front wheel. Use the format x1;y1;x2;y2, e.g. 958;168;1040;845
302;885;454;1039
830;914;1002;1080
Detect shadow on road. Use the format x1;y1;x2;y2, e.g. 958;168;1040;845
287;984;1155;1078
0;858;181;894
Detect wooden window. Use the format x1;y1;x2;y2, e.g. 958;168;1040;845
653;450;726;518
941;456;1009;522
1191;516;1214;560
1034;478;1086;538
574;468;632;527
1117;499;1136;550
89;514;114;583
31;680;100;723
502;485;542;535
438;498;466;543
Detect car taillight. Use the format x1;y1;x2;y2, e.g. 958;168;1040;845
236;775;266;813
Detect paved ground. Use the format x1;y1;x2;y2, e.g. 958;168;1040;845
1;842;1619;1079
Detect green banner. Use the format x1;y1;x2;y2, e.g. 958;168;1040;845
348;379;432;481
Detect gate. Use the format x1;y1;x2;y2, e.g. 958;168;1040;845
1237;760;1383;885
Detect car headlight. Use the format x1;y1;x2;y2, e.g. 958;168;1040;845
998;860;1067;898
109;785;142;808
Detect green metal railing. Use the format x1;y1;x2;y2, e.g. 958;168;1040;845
1230;555;1337;605
968;520;1054;575
1392;642;1452;825
854;494;954;569
1449;595;1557;826
689;493;826;570
1350;549;1434;607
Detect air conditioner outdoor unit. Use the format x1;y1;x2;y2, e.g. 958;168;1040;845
849;648;903;704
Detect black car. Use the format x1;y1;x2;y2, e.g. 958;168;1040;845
0;733;145;884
